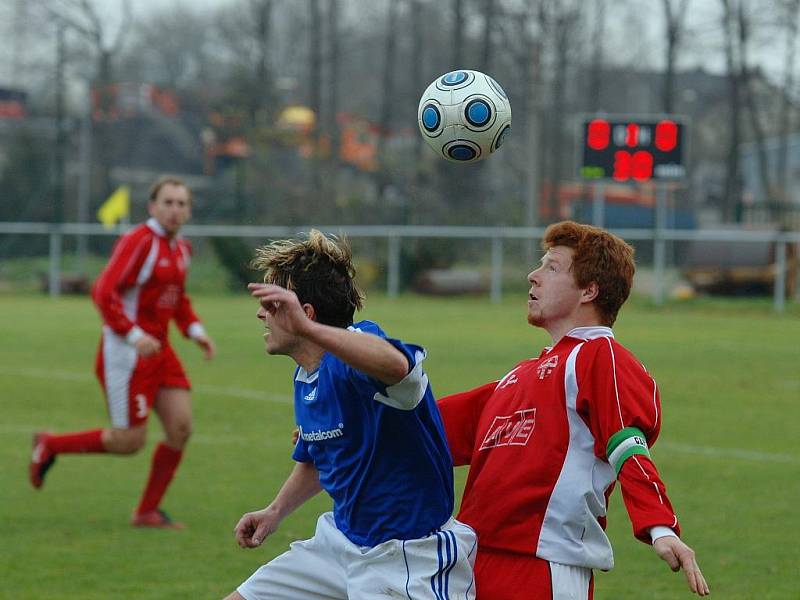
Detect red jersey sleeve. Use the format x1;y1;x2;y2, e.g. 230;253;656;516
91;228;150;336
437;381;497;466
577;337;680;543
173;240;201;337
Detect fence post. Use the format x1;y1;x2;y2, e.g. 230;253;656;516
490;237;503;303
774;240;787;314
48;226;62;299
592;182;605;228
653;186;667;306
387;234;400;298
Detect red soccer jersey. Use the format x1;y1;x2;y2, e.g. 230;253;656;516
91;218;201;342
439;326;679;570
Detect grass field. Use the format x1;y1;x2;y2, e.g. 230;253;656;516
2;292;799;599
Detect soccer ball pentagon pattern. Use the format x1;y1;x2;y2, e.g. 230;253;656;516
418;69;512;163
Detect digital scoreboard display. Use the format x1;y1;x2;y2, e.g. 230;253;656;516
580;117;686;182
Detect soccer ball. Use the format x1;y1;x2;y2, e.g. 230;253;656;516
417;69;512;163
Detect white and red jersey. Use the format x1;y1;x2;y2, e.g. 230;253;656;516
91;218;202;343
438;326;679;571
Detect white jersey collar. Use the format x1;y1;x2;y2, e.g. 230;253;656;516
295;366;320;383
146;217;167;237
565;326;614;340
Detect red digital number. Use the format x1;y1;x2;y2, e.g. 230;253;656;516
626;123;639;147
655;120;678;152
631;150;653;181
613;150;654;181
587;119;610;150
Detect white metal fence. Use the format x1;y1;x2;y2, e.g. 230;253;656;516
0;221;798;312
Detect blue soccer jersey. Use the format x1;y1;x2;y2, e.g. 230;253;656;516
291;320;454;547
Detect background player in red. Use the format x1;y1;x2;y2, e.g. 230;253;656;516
438;221;710;599
29;176;216;528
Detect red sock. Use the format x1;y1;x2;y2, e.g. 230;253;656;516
135;443;183;515
48;429;106;454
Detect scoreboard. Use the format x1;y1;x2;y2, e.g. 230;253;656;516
579;116;687;182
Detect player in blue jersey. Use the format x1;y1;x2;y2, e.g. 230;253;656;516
224;230;476;600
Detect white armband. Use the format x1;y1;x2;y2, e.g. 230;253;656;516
373;349;428;411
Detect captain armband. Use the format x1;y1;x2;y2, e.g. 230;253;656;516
606;427;650;475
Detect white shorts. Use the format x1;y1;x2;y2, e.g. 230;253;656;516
237;512;477;600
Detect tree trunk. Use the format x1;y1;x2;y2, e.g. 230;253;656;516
376;0;399;205
453;0;464;67
481;0;495;72
588;0;605;111
720;0;742;223
308;0;323;202
327;0;341;200
738;2;773;218
777;0;798;213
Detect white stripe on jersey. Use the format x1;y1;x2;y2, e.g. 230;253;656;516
136;236;160;285
603;337;626;430
537;342;617;570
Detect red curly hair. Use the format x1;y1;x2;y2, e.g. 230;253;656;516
542;221;635;326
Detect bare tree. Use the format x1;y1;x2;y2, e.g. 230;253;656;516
661;0;692;113
542;0;582;221
35;0;132;202
308;0;323;201
587;0;606;111
453;0;464;67
481;0;496;72
737;1;774;216
777;0;800;206
327;0;341;173
376;0;400;203
720;0;743;222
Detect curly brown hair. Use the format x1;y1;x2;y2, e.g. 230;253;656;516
251;230;365;328
542;221;635;326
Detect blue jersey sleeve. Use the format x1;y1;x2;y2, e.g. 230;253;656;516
292;436;312;462
344;321;419;387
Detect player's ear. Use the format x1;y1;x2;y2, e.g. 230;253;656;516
303;303;317;322
581;281;599;304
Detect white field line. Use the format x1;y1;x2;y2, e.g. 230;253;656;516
2;365;798;465
0;365;292;405
658;442;799;465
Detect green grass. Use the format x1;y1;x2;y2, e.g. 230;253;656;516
1;293;799;599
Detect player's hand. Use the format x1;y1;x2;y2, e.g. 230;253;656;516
194;334;216;360
134;333;161;357
233;506;281;549
653;536;710;596
292;427;300;445
248;283;312;337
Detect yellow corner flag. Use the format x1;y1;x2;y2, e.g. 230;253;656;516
97;185;130;229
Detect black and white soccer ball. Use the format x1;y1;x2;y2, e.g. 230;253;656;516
417;69;512;163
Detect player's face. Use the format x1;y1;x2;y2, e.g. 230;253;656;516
526;246;585;330
148;183;191;238
256;300;298;356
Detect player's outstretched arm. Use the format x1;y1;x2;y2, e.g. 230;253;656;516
192;332;216;360
234;461;322;549
653;536;710;596
249;283;409;385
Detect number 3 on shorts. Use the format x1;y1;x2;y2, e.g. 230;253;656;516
134;394;148;418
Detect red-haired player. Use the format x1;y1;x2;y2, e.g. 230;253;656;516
438;221;709;599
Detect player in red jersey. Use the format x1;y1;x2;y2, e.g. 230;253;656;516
29;176;216;528
438;221;709;599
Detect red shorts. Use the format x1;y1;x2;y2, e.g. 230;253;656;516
95;335;190;428
474;548;594;600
